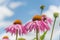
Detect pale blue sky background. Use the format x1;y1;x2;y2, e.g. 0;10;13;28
4;0;60;23
0;0;60;40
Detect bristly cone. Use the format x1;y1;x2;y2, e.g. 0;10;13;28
13;19;22;25
32;15;42;21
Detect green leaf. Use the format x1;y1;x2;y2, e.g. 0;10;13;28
40;31;47;40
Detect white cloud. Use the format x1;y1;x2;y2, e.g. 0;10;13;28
0;6;13;20
0;0;6;4
0;0;14;37
9;2;26;9
43;5;60;19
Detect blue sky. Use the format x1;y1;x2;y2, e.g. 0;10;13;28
0;0;60;40
4;0;60;23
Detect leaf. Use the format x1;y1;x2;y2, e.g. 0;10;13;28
40;31;47;40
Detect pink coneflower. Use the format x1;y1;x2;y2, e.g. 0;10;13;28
2;36;9;40
5;20;27;40
24;15;52;40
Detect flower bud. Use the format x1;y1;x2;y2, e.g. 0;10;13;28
40;5;45;10
53;12;59;18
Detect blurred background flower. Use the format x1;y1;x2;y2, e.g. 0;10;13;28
2;36;9;40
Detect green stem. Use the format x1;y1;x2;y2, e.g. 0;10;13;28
16;29;18;40
41;9;43;15
50;18;56;40
36;29;39;40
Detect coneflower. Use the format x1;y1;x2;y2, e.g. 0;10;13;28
5;20;27;40
24;15;51;40
2;36;9;40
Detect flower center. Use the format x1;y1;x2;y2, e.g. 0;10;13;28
32;15;42;21
13;20;22;25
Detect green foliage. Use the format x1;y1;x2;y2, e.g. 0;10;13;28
40;31;47;40
18;38;26;40
33;31;47;40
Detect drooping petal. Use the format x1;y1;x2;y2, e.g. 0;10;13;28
5;24;27;35
35;21;41;31
42;21;50;30
24;22;33;31
22;27;27;35
29;23;34;32
39;21;45;31
47;17;52;24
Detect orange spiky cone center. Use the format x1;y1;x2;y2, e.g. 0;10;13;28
13;20;22;25
32;15;42;21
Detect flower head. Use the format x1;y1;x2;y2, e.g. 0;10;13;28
53;12;59;18
5;19;27;35
24;15;52;32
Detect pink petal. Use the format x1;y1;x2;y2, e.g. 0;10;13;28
47;17;52;24
42;21;50;30
25;22;33;31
